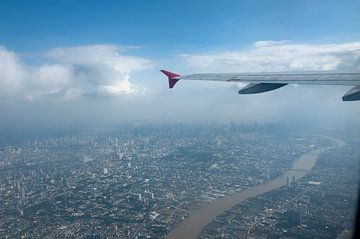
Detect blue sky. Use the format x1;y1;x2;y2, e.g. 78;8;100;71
0;0;360;128
1;0;359;54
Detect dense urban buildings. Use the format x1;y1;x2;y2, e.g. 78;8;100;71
0;124;358;238
199;140;359;239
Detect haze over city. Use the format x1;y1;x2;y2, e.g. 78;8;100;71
1;0;360;129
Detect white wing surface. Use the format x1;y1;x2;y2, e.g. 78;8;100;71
161;70;360;101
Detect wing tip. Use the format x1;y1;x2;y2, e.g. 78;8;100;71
160;70;180;89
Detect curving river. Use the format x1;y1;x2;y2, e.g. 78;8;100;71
165;138;345;239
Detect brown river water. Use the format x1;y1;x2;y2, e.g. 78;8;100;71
165;138;345;239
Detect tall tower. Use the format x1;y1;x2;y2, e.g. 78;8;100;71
286;176;290;190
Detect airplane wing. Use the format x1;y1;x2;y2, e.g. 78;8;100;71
160;70;360;101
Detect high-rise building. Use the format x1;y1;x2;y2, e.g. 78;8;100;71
286;176;290;190
21;187;26;200
103;168;108;175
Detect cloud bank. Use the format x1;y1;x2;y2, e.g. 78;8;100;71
0;45;151;101
0;41;360;129
181;41;360;72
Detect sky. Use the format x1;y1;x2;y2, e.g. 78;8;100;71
0;0;360;129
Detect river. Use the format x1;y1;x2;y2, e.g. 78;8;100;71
165;138;345;239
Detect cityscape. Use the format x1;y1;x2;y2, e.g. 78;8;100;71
199;135;359;239
0;124;358;238
1;1;360;239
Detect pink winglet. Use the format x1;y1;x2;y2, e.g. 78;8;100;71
160;70;180;89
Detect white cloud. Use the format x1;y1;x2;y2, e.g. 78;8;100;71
46;45;151;97
1;41;360;128
0;45;151;101
181;41;360;72
0;46;27;100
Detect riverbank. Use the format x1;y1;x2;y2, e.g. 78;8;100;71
166;138;344;239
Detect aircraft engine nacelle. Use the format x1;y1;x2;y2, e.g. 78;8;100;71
342;86;360;101
238;83;287;94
